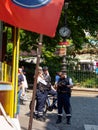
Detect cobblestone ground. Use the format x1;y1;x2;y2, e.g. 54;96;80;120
19;90;98;130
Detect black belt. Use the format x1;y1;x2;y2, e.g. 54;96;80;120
58;91;67;93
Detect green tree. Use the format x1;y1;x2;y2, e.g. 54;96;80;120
19;0;98;51
67;0;98;49
6;0;98;73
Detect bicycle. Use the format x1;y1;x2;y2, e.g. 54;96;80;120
29;94;57;114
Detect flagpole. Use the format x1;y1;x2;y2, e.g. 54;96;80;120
28;34;43;130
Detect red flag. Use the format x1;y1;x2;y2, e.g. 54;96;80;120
0;0;64;37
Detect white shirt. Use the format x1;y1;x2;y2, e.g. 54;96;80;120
69;78;73;86
37;76;47;85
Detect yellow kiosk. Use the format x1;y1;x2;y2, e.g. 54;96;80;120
0;22;20;117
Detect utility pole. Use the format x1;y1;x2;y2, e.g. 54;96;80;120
28;34;43;130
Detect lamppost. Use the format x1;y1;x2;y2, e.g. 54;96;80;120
55;41;70;72
58;1;71;72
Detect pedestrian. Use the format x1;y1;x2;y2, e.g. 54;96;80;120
22;74;28;92
15;68;24;119
34;67;48;122
43;66;51;85
21;65;28;91
56;72;73;125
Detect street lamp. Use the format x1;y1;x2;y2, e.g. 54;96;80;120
58;1;71;72
55;41;70;72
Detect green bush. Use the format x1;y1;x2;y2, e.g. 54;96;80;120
81;78;96;88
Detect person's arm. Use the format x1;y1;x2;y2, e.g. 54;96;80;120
55;76;59;84
38;76;47;85
51;85;56;91
67;78;73;88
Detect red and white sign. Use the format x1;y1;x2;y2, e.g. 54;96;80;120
0;0;64;37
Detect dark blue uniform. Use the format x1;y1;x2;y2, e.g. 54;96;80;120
35;66;57;122
43;73;57;107
34;81;48;122
56;76;72;124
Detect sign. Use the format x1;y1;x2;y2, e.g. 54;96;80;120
0;0;64;37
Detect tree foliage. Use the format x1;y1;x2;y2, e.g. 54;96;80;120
6;0;98;72
19;0;98;52
67;0;98;49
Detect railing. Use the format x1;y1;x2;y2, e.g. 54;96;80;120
67;69;98;88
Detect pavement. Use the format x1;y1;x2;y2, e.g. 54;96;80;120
19;89;98;130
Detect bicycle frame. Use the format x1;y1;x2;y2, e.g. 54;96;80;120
29;94;57;114
45;95;57;113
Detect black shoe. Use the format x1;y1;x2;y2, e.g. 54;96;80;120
66;121;71;125
56;116;62;124
36;116;46;122
66;117;71;125
33;112;38;119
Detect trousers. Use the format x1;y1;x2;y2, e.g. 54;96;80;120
35;89;48;116
57;92;71;116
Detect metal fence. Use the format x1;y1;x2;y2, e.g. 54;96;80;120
67;69;98;88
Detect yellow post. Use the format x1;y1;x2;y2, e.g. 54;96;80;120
2;62;4;81
14;28;20;115
1;61;7;81
11;27;20;117
4;62;7;81
10;27;16;117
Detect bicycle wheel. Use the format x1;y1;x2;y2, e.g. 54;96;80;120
43;102;48;114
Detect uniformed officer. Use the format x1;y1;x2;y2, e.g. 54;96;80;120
43;66;57;108
34;68;48;122
56;72;73;124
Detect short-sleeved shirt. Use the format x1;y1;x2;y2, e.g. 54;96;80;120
55;75;60;83
18;74;24;86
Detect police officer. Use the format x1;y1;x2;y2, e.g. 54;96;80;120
34;68;48;122
43;66;57;108
43;66;51;86
56;72;73;124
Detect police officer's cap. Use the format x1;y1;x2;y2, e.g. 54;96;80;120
61;72;67;75
43;66;48;71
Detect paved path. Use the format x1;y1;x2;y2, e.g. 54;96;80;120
19;89;98;130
